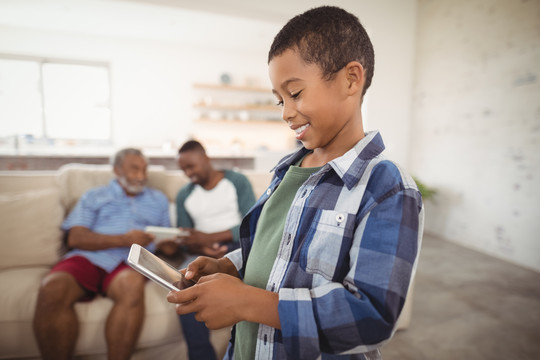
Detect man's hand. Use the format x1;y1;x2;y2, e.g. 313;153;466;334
177;229;215;247
185;243;228;259
155;239;179;256
177;228;232;258
122;229;154;247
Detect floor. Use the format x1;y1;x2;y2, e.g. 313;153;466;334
381;234;540;360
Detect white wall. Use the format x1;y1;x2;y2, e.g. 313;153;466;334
0;0;279;156
410;0;540;271
0;0;418;167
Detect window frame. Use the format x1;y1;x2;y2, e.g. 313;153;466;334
0;53;113;146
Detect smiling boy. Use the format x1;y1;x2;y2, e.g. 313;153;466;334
167;6;424;360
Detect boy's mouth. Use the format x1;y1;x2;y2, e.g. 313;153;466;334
293;123;310;139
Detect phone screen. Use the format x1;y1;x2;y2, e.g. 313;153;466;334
129;245;195;291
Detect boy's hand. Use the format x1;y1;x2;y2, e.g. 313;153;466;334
183;256;238;282
167;273;246;329
166;271;281;330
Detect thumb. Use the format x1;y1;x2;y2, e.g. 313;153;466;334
185;257;205;280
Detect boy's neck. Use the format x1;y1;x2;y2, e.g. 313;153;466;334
302;118;365;168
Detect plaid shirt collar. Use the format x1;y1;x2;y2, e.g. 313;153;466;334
272;130;385;190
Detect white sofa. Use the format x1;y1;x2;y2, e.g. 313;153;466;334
0;163;413;359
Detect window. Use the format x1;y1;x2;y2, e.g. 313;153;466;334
0;55;112;146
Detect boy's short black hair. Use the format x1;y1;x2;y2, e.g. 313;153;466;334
268;6;375;96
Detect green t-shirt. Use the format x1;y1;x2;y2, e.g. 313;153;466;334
234;162;321;360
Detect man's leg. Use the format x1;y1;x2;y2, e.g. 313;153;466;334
105;267;146;360
33;272;86;360
177;253;217;359
180;312;217;360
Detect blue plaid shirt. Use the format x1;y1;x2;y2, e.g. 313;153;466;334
225;131;424;360
62;179;170;273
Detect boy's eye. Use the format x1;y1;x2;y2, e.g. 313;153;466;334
290;90;302;99
276;99;284;107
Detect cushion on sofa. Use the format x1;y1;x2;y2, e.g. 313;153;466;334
0;188;63;270
0;267;50;358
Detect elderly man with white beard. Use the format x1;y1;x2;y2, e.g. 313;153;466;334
33;148;171;360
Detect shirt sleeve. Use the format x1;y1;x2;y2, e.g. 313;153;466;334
224;248;243;272
278;186;423;356
61;191;97;231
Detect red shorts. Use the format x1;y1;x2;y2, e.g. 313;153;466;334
50;256;131;300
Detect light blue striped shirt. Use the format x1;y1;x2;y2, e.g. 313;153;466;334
224;131;424;359
62;179;170;272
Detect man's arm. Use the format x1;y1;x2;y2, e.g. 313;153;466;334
67;226;154;250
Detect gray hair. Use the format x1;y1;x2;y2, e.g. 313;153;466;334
111;148;147;168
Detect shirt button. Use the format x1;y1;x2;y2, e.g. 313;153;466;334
336;213;345;223
266;188;272;196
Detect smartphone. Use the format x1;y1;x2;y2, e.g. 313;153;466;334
127;244;195;291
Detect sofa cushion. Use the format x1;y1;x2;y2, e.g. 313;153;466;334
0;188;63;270
0;267;50;358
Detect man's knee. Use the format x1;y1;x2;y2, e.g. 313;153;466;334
107;269;146;305
36;272;83;308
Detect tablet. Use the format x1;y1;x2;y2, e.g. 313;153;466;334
144;226;189;243
127;244;195;291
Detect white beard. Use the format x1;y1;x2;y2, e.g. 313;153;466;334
118;176;145;195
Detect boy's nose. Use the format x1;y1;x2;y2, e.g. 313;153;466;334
281;102;296;121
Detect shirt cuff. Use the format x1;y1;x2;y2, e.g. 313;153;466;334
224;248;243;272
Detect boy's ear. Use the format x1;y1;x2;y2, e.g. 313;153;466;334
344;61;365;96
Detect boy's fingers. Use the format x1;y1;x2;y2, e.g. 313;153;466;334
175;301;200;315
185;256;211;280
166;287;196;304
196;272;221;284
184;260;202;280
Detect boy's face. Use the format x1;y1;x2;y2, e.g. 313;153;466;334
269;49;363;155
